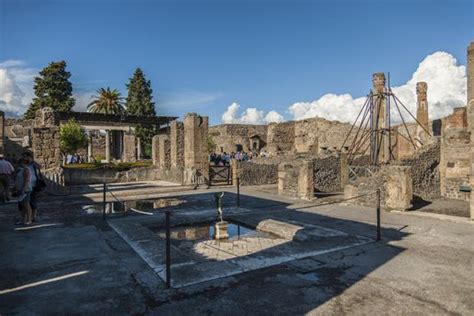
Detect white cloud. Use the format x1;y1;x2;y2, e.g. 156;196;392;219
0;60;36;117
265;110;284;123
221;102;284;124
289;51;467;123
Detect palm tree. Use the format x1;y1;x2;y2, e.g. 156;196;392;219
87;87;125;114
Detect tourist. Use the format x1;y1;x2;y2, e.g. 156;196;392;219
15;158;33;225
0;154;14;202
22;152;45;222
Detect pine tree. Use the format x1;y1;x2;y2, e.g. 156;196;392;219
125;68;157;157
25;61;75;119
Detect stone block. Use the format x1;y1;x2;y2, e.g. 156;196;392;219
158;134;171;170
384;165;412;211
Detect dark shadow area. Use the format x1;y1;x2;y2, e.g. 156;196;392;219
409;194;432;210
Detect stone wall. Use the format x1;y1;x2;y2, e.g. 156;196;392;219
394;141;440;200
313;155;343;192
267;121;295;154
170;120;184;168
233;161;278;186
152;135;159;165
278;163;299;197
209;124;267;153
440;128;470;201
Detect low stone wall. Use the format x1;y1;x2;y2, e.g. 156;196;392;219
313;155;342;192
63;166;163;185
234;161;278;186
395;141;440;200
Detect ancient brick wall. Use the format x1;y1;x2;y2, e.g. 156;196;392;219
278;163;299;197
170;121;184;168
313;155;342;192
439;128;470;201
209;124;267;153
235;161;278;186
394;140;441;200
32;127;61;169
267;121;295;154
158;135;171;169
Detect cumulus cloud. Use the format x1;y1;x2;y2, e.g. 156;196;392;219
0;60;36;117
221;102;284;124
289;51;467;123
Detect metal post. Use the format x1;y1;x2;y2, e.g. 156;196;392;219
102;182;106;220
165;211;171;288
376;189;381;241
236;176;240;207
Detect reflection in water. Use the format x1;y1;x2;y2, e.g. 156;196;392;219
156;223;257;241
82;198;186;215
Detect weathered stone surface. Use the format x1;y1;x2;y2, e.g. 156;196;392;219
232;160;278;186
170;120;184;168
384;165;413;211
158;134;171;170
209;124;267;153
152;135;160;165
184;113;209;185
122;134;136;162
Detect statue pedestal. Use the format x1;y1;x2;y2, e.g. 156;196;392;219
214;221;229;240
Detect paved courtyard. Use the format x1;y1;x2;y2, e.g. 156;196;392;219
0;184;473;315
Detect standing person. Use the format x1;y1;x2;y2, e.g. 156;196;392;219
0;154;14;202
15;158;33;225
22;152;45;222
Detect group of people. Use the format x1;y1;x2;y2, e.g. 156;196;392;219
0;152;44;225
209;150;269;166
66;153;86;164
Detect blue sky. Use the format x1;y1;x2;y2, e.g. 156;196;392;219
1;0;473;124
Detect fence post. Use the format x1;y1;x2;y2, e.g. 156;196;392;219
165;210;171;288
236;176;240;207
102;182;106;220
376;189;381;241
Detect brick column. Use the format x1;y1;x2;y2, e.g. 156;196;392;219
170;120;184;168
298;161;314;200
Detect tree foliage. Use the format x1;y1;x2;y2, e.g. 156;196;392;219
25;61;75;119
59;119;88;156
125;68;157;156
87;87;125;114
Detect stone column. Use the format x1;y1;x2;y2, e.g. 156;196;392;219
467;41;474;220
87;134;93;162
122;134;137;162
105;130;111;163
184;113;209;185
340;153;349;189
372;73;389;164
152;135;160;166
136;137;142;160
298;161;314;200
416;82;429;146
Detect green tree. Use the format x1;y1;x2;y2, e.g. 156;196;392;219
59;119;88;160
87;87;125;114
25;61;75;119
125;68;157;157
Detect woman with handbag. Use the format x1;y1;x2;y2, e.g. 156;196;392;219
15;158;33;225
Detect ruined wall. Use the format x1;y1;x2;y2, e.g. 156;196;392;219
158;135;171;169
267;121;295;154
234;161;278;186
32;108;61;169
394;141;440;200
209;124;267;153
440;128;470;201
170;120;184;168
313;155;342;192
278;163;299;197
3;118;34;159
